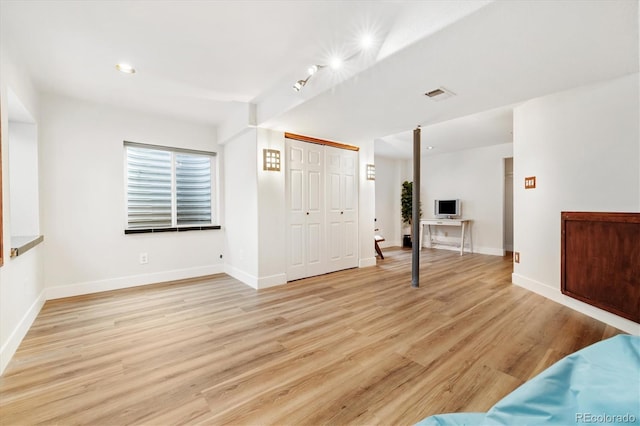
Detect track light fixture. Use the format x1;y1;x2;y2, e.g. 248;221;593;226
292;32;375;92
292;64;325;92
293;78;308;92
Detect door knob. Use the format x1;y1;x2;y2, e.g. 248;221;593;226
306;212;309;215
341;211;344;214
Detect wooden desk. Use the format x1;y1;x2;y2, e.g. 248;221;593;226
419;219;472;255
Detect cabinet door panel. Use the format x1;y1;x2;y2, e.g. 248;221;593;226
328;221;343;261
289;224;304;267
325;146;359;273
562;212;640;322
290;170;303;212
344;220;357;259
328;172;341;211
286;138;325;281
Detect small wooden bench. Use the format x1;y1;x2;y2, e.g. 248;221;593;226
374;235;385;259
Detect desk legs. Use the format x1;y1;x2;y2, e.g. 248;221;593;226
420;221;472;255
418;223;433;250
459;222;473;255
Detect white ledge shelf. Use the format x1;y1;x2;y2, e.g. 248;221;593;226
10;235;44;258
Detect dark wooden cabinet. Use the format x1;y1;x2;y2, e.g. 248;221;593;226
561;212;640;323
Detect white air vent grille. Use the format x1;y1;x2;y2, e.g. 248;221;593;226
424;87;455;102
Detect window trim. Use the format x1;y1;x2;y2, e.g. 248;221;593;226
124;141;217;158
123;141;219;234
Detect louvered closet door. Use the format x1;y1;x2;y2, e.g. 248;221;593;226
285;139;325;281
325;146;359;273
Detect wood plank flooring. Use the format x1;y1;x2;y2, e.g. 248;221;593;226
0;248;622;425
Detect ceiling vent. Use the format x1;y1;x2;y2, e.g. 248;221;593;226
425;87;455;102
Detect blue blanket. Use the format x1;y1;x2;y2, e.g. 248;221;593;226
417;334;640;426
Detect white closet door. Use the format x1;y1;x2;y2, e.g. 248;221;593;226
325;146;359;273
285;139;325;281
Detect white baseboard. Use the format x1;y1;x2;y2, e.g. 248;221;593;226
1;289;46;375
46;265;225;300
256;273;287;289
379;240;401;249
425;243;503;256
512;273;640;335
359;257;377;268
224;264;258;289
473;246;505;256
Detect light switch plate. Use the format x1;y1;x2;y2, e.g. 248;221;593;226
525;176;536;189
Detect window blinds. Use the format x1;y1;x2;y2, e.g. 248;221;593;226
176;153;212;225
125;143;214;230
126;146;172;229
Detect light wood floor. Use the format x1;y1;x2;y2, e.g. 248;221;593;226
0;248;622;425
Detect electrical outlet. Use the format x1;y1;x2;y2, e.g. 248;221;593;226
514;252;520;263
139;252;148;264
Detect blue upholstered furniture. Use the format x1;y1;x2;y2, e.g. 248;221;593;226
416;334;640;426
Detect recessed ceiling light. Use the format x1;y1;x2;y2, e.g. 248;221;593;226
427;146;434;150
115;63;136;74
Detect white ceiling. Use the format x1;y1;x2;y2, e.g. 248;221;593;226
1;0;638;156
375;106;514;159
264;0;639;147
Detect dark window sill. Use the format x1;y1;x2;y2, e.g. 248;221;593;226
124;225;221;235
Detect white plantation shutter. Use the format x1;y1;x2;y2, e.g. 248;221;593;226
125;142;216;231
126;146;172;229
176;153;212;225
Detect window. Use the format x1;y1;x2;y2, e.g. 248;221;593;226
124;142;218;233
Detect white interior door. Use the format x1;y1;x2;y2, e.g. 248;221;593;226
285;139;325;281
325;146;359;273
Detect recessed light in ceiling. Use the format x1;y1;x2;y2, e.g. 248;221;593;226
115;63;136;74
425;87;455;101
427;146;434;150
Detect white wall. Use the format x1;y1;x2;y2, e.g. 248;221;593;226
0;47;45;374
223;128;259;286
357;141;376;267
256;128;286;287
224;129;377;286
421;143;513;255
374;155;403;248
39;94;224;298
8;121;39;236
513;73;640;334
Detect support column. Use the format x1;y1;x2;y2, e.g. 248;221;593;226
412;126;421;288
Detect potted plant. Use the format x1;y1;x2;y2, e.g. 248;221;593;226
401;181;421;247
